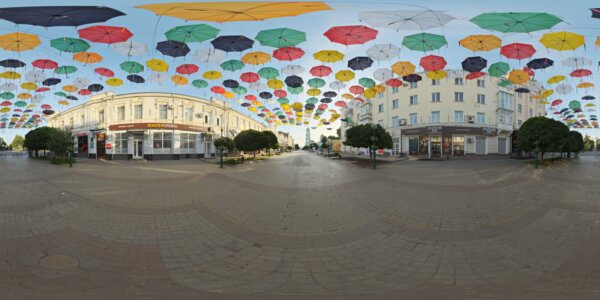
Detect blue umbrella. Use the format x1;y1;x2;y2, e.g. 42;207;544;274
0;59;26;68
462;56;487;72
127;74;145;83
87;84;104;92
526;58;553;70
211;35;254;52
0;6;125;27
347;56;373;70
156;40;190;57
223;79;239;88
42;78;61;86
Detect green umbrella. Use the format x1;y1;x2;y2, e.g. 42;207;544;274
258;67;279;79
569;100;581;111
277;97;289;104
54;65;78;75
497;79;512;87
0;92;14;100
287;86;303;94
14;100;27;107
359;77;376;88
54;91;68;97
220;59;245;72
192;79;208;88
232;86;247;95
50;37;90;53
306;97;318;104
255;28;306;48
488;62;510;77
402;33;447;52
470;12;562;33
307;78;325;88
120;61;144;74
164;24;219;43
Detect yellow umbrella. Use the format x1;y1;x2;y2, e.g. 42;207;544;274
17;93;31;99
391;61;415;77
292;102;303;111
0;107;10;113
0;71;21;79
541;89;554;98
306;88;321;96
577;82;594;89
540;32;585;51
539;100;550;105
26;104;36;108
341;93;354;100
335;70;355;82
585;103;596;107
137;1;331;22
106;78;123;86
547;75;565;84
363;88;376;99
73;52;103;64
313;50;344;63
58;100;70;106
171;75;189;85
21;82;38;90
241;51;271;65
459;35;502;52
267;78;284;89
0;32;41;52
62;85;78;92
203;70;222;80
373;84;386;93
280;103;290;110
426;70;447;80
146;59;169;72
221;91;234;98
254;101;263;106
507;70;529;84
596;36;600;47
248;106;257;112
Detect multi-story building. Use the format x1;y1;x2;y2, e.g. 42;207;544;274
340;72;546;158
47;92;273;160
277;131;295;150
305;127;311;147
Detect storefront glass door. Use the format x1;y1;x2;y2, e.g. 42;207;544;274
134;140;143;158
430;136;442;158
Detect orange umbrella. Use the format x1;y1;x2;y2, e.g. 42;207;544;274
391;61;415;76
459;35;501;52
507;70;529;84
0;32;40;52
73;52;103;64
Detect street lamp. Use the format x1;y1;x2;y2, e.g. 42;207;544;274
219;128;224;168
370;123;377;170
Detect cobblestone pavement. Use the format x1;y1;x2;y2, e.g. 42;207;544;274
1;152;600;299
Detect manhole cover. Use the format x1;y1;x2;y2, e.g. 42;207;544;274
39;254;79;270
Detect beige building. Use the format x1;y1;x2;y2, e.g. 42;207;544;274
340;72;546;158
277;131;295;150
47;92;274;160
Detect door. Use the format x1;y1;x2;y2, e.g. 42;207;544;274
408;137;418;155
475;136;486;155
430;136;441;158
498;137;507;154
96;133;105;159
134;140;143;158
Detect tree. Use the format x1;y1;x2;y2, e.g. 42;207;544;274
294;144;300;150
516;117;568;163
302;145;309;150
24;127;57;157
0;137;7;150
336;127;341;138
583;135;595;151
566;131;584;157
213;137;235;152
262;130;278;156
233;129;265;158
10;135;25;151
320;135;329;149
343;124;393;150
48;128;74;158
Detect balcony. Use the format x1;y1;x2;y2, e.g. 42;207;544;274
358;112;372;122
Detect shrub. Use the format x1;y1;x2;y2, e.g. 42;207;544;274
50;156;76;165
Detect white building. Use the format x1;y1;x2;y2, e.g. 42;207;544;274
47;92;274;160
340;72;546;158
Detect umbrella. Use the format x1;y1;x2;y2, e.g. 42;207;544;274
95;67;115;77
359;10;455;31
62;85;77;92
156;40;190;57
0;83;16;91
54;65;78;75
419;55;446;71
42;78;61;86
171;76;188;85
0;71;20;80
0;59;25;68
508;70;530;84
72;77;89;88
488;62;510;77
88;84;104;92
194;48;226;64
50;37;91;53
111;41;148;56
78;89;91;95
165;24;219;43
272;47;305;61
547;75;566;84
255;28;306;48
323;91;337;98
365;43;400;61
285;75;303;88
466;72;485;80
348;56;374;70
459;35;501;52
593;8;600;19
204;70;222;80
66;95;78;100
551;99;563;106
582;95;595;100
500;43;536;60
385;78;402;87
313;50;344;63
232;86;247;95
32;59;58;69
72;52;103;64
526;58;554;70
192;79;208;88
324;25;378;45
540;32;585;51
211;35;254;52
223;79;239;88
146;59;169;72
0;32;41;52
241;51;271;65
391;61;416;76
570;69;592;77
281;65;304;76
514;87;530;93
470;12;562;33
335;70;355;82
259;92;272;99
307;78;326;88
120;61;144;74
461;56;487;72
359;77;376;88
137;2;331;22
258;67;279;79
555;84;572;94
210;86;225;93
0;92;14;100
426;70;447;80
221;60;245;72
561;57;592;67
373;68;393;82
329;81;346;90
577;82;594;89
0;6;125;27
402;33;447;51
402;74;422;83
309;65;332;77
175;64;199;75
78;25;132;44
240;72;259;83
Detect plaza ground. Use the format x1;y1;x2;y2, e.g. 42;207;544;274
1;151;600;299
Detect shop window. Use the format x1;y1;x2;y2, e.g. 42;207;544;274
153;132;172;149
452;136;465;155
442;136;452;155
113;133;128;154
180;133;196;149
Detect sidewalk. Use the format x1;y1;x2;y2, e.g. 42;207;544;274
335;152;408;162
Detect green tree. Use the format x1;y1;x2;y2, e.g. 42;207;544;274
10;135;25;151
343;124;393;149
262;130;278;156
0;137;7;150
213;137;235;152
336;127;341;138
294;144;300;150
516;117;568;163
234;129;265;158
48;128;74;158
320;135;329;149
24;127;57;157
566;131;584;157
583;135;595;151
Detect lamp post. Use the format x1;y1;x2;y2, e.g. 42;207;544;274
370;123;377;170
220;128;224;168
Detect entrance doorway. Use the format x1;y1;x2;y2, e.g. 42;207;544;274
96;133;106;159
475;136;486;155
498;137;507;154
430;136;442;158
134;140;143;158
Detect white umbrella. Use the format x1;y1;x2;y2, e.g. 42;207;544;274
373;68;393;82
447;70;466;79
281;64;305;76
561;57;592;68
31;94;44;103
111;41;148;57
0;82;17;92
193;48;226;64
555;84;573;95
248;81;266;91
329;81;347;90
72;77;89;89
148;73;167;84
24;70;46;83
366;43;400;61
359;10;455;31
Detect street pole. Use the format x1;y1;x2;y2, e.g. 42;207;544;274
220;128;224;168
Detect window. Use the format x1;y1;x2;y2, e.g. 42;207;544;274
113;133;128;154
117;106;125;120
452;136;465;155
134;104;143;119
184;107;193;122
378;93;384;98
518;104;523;113
153;132;172;149
159;104;168;119
499;112;513;124
454;92;464;102
431;92;441;102
409;113;418;125
392;116;399;127
455;78;464;85
378;119;384;127
432;79;440;86
392;99;399;109
179;133;196;149
392;86;399;93
454;111;464;122
477;94;486;104
80;114;85;126
204;115;209;124
98;110;104;123
378;104;384;112
431;111;440;123
499;92;513;110
409;82;418;89
216;117;220;126
476;112;485;124
409;95;418;105
477;79;485;87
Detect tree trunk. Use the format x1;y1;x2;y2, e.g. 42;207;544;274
253;151;256;158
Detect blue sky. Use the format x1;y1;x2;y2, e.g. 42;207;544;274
1;0;599;146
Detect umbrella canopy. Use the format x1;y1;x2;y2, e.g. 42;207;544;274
570;69;592;77
373;68;393;82
272;47;305;61
211;35;254;52
42;78;61;86
120;61;144;74
358;10;455;31
593;8;600;19
561;56;592;67
156;40;190;57
335;70;355;82
223;79;239;88
329;81;346;90
240;72;259;83
78;25;133;44
50;37;91;53
313;50;344;63
500;43;536;60
426;70;447;80
366;43;400;61
255;28;306;48
547;75;566;84
72;52;103;64
307;78;326;88
192;79;208;88
402;33;447;51
175;64;199;75
281;65;304;76
54;65;78;75
136;2;331;22
165;24;219;43
0;59;25;68
194;48;226;64
0;32;41;52
539;31;585;51
391;61;416;76
220;59;245;71
285;75;303;88
507;69;529;84
526;58;554;70
87;84;104;92
203;70;223;80
324;25;378;45
258;67;279;79
419;55;446;71
358;77;376;88
488;62;510;77
470;12;562;33
0;6;125;27
347;56;374;70
310;65;332;77
459;35;501;52
402;74;422;83
461;56;487;72
241;51;271;65
146;59;169;72
111;40;148;56
32;59;58;70
95;67;115;77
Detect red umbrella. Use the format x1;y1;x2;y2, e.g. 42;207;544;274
349;85;364;95
522;66;535;76
78;25;133;44
385;78;402;87
35;87;50;93
240;72;259;83
176;64;199;75
32;59;58;69
245;95;257;101
274;90;287;97
78;89;91;96
94;67;114;77
273;47;305;61
210;86;225;93
570;69;592;77
318;103;328;110
309;65;332;77
551;99;562;106
466;72;486;80
500;43;536;60
334;100;346;107
324;25;378;45
0;101;11;107
41;104;52;109
419;55;447;71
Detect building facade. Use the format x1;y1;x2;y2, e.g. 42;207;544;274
47;92;273;160
340;72;546;158
277;131;295;150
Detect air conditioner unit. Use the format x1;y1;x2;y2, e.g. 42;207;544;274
466;115;475;123
467;138;474;143
399;118;407;126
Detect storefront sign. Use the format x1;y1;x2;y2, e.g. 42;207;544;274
75;131;88;137
403;126;499;136
106;143;112;149
482;127;497;136
96;133;105;141
427;126;443;134
108;123;207;132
